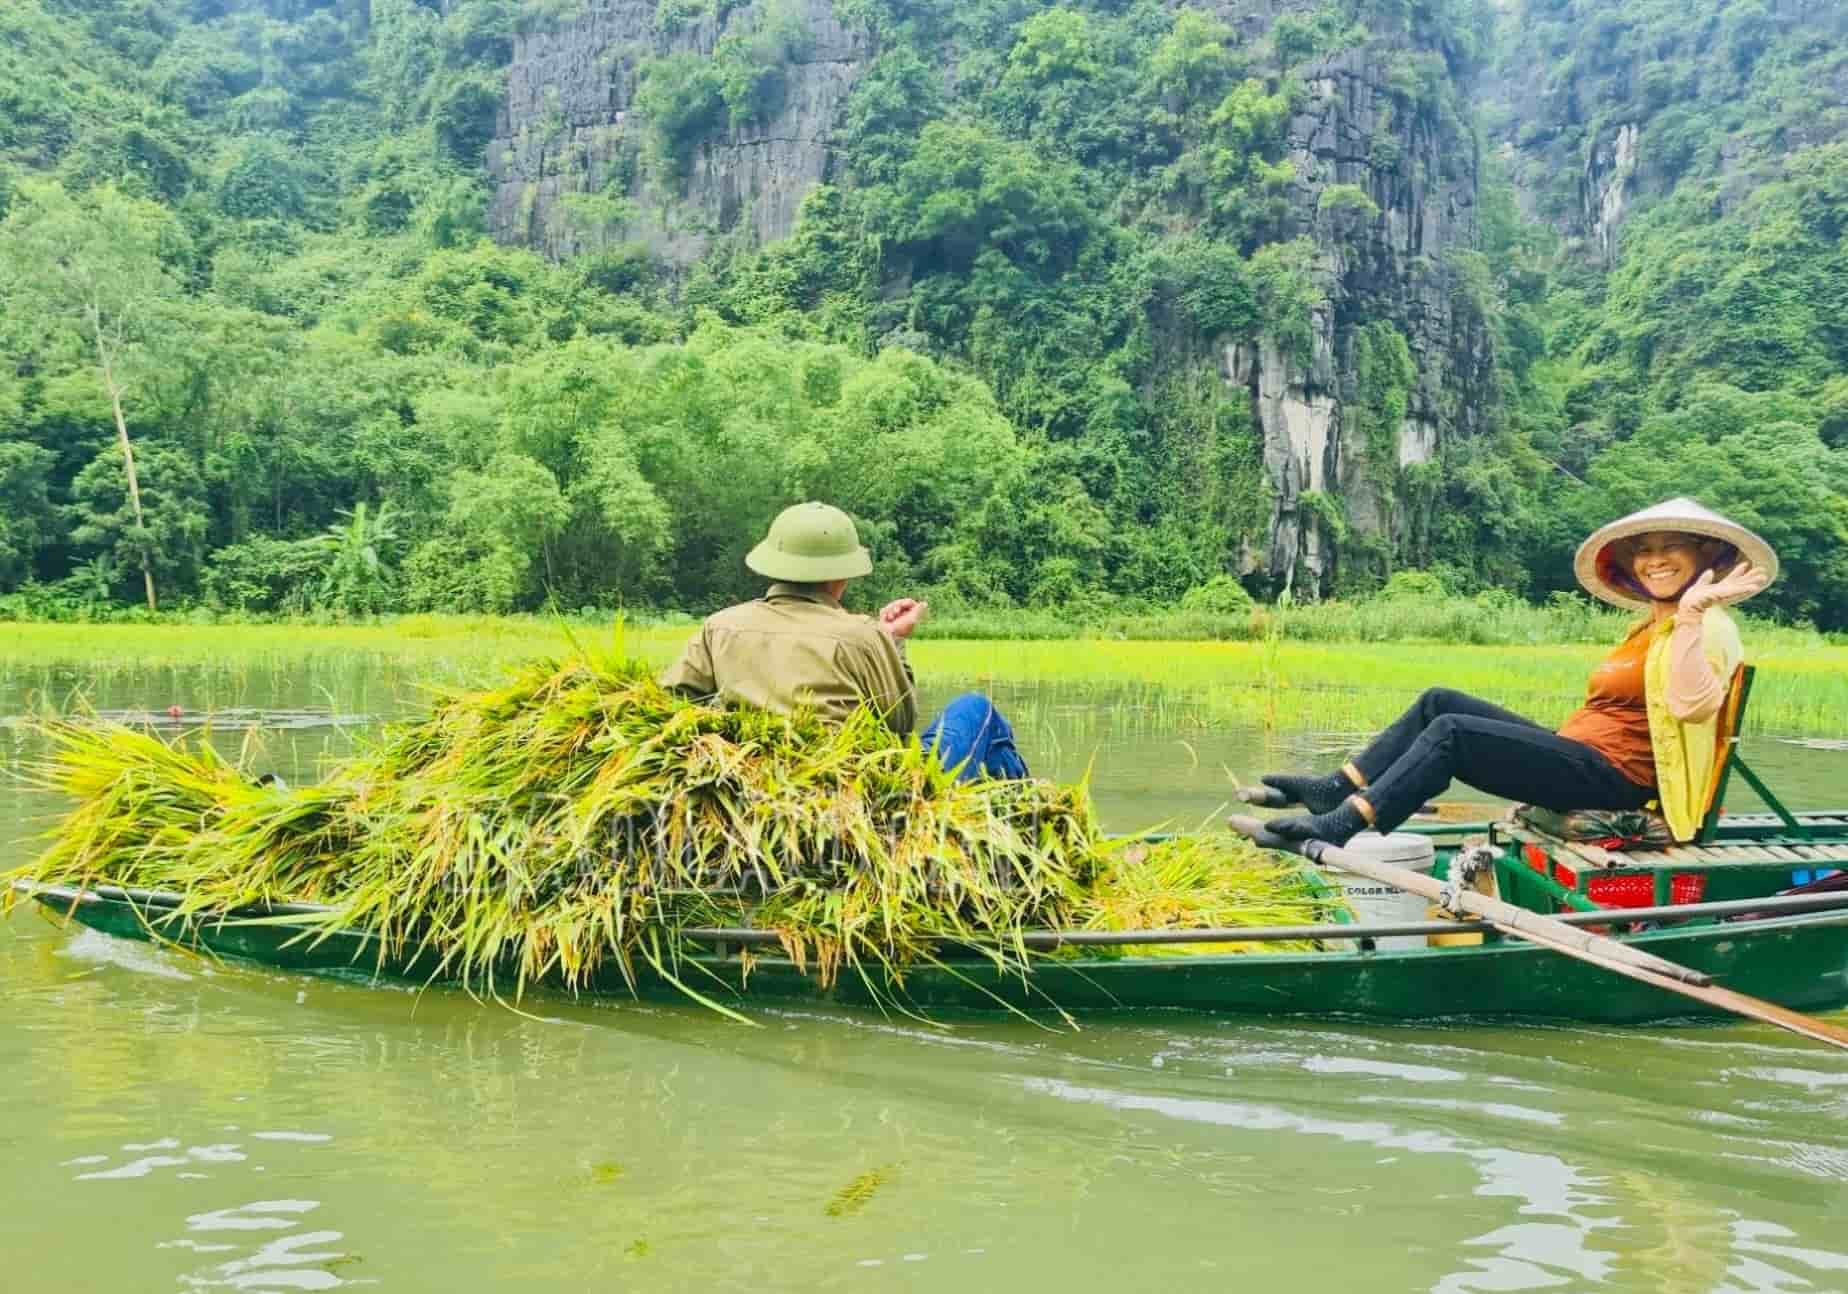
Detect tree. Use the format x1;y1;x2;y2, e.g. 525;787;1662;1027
1568;385;1848;627
218;135;310;221
314;500;402;615
1150;10;1238;104
437;451;571;605
67;441;210;597
0;439;57;585
1003;9;1100;86
0;180;188;609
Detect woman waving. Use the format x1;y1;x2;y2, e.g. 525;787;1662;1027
1244;498;1776;846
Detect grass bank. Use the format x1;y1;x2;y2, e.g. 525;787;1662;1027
920;593;1842;650
1;615;1843;737
9;590;1837;649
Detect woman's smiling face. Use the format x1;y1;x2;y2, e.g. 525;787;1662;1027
1628;530;1704;601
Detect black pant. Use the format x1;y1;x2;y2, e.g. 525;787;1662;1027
1352;688;1653;833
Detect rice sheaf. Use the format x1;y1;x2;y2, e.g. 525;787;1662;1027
7;653;1347;1012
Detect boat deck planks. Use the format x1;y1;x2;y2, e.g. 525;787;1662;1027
1503;808;1848;867
1565;840;1619;869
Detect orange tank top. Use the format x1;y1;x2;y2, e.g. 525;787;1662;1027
1557;625;1657;788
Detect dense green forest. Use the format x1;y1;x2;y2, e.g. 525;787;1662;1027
0;0;1844;627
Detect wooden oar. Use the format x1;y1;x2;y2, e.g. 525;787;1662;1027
1490;914;1848;1052
1226;815;1848;1052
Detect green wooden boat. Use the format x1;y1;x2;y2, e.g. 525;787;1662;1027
16;671;1848;1026
17;811;1848;1024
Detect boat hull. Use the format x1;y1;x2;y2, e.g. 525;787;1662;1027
24;883;1848;1025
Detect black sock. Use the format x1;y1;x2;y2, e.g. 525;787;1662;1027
1266;799;1370;847
1260;769;1356;815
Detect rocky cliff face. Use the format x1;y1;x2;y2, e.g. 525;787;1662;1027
489;1;1493;597
487;0;867;264
1484;0;1848;259
1484;34;1652;260
1221;42;1492;592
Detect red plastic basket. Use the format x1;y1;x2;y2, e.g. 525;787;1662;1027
1584;872;1709;908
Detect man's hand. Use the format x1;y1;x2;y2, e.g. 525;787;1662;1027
878;597;929;640
1679;561;1769;615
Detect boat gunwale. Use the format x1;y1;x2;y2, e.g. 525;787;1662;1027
18;878;1848;973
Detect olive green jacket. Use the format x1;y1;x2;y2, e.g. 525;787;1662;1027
660;584;917;735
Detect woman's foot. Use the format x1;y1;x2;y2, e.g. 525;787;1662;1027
1263;798;1370;848
1254;768;1356;814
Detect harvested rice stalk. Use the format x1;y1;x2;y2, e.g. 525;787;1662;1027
8;652;1347;1006
1077;836;1336;954
21;722;264;892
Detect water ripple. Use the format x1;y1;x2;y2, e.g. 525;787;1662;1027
55;927;196;981
1304;1055;1468;1083
173;1202;356;1291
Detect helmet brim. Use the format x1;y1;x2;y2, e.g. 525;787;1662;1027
745;541;873;583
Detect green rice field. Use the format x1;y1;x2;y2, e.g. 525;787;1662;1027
2;616;1843;737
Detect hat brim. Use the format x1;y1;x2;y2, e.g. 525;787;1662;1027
745;541;872;582
1574;501;1779;612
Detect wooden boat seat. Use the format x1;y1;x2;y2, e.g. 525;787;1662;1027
1512;804;1674;848
1503;823;1848;871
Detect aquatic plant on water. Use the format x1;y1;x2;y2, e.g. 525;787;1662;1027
7;653;1344;1014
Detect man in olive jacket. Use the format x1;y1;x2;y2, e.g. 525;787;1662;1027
661;502;1026;779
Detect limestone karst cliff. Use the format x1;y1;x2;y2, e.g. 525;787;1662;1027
1219;42;1492;592
487;0;1496;596
4;0;1845;621
489;0;867;265
1484;0;1848;258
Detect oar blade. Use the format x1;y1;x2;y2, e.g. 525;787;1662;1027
1698;984;1848;1052
1508;920;1848;1053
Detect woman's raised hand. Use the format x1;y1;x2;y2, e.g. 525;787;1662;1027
1679;561;1769;613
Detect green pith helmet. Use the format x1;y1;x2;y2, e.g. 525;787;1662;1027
745;502;873;582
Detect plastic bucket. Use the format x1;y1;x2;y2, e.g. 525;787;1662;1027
1318;831;1437;951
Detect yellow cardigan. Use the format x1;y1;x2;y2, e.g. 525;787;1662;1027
1643;606;1743;841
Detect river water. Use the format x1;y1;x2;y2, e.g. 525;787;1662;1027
2;662;1845;1292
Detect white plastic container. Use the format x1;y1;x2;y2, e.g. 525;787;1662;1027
1317;831;1437;951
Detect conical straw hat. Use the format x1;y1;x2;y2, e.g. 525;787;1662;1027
1574;497;1778;611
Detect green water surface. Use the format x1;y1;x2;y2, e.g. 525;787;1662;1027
1;661;1844;1293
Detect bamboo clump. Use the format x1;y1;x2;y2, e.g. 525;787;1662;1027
8;653;1345;1008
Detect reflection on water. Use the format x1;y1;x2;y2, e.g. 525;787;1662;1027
6;921;1848;1291
42;1119;354;1291
1023;1066;1848;1293
171;1199;351;1292
59;926;200;982
72;1137;246;1181
1023;1075;1625;1292
1;657;1846;1291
